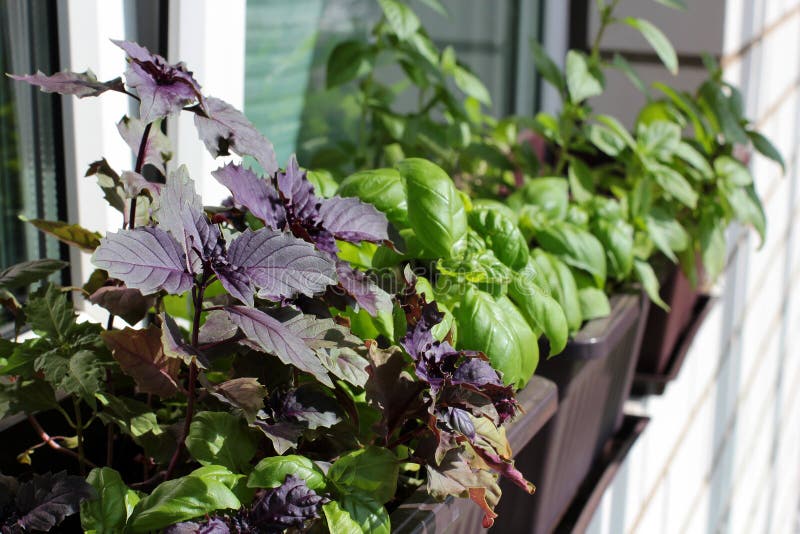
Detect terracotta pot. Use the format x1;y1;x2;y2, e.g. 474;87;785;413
492;292;650;534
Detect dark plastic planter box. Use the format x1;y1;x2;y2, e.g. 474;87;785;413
492;292;650;534
636;258;701;375
633;294;715;396
554;415;650;533
391;376;558;534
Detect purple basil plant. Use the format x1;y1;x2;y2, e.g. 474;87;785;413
2;39;531;532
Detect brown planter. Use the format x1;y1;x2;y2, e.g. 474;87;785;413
636;258;701;375
554;415;649;533
492;292;650;534
391;376;558;533
633;294;715;396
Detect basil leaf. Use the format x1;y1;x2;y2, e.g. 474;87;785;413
651;163;699;208
578;286;611;321
324;492;390;534
593;218;634;280
328;446;398;504
248;455;327;491
699;211;727;281
633;259;668;311
565;50;603;103
508;177;569;220
338;168;409;229
747;129;785;173
531;249;582;334
530;39;566;94
724;184;766;246
508;266;568;356
645;208;690;262
468;208;529;270
378;0;420;40
326;40;374;89
80;468;128;533
185;411;257;473
453;286;523;386
623;17;678;74
535;221;607;287
398;158;467;258
714;156;752;186
497;295;539;386
127;476;240;532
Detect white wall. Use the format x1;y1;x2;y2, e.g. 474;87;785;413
586;2;800;533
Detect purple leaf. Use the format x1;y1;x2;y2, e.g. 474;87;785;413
12;471;96;532
276;155;320;223
319;196;390;244
164;517;230;534
211;163;285;229
91;227;193;296
252;420;305;455
271;386;341;430
88;285;155;325
210;260;254;307
248;475;326;531
208;377;266;422
442;407;476;440
120;171;161;198
9;70;122;98
336;262;392;315
225;306;334;387
161;313;208;368
155;166;222;272
113;40;204;123
225;229;336;303
194;96;278;174
117;116;173;172
102;326;181;397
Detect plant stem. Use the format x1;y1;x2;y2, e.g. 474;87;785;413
590;0;621;60
27;414;97;469
164;272;207;480
128;121;153;229
72;399;87;475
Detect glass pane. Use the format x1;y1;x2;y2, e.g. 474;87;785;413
243;0;528;164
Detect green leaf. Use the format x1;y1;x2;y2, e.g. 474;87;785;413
747;130;785;173
185;411;257;473
20;217;102;253
653;82;712;149
127;476;240;532
545;253;584;334
535;221;607;287
645;208;690;262
25;284;76;342
637;120;681;159
612;53;648;94
508;177;569;220
248;455;327;491
338;168;409;229
724;184;766;246
326;491;390;534
651;164;698;208
497;295;539;385
714;156;752;186
467;209;528;270
566;50;603;103
397;158;467;258
699;81;748;143
530;39;565;94
577;286;611;321
326;40;374;89
593;219;634;280
508;269;569;356
60;350;104;406
674;141;714;179
633;259;669;310
597;115;637;148
623;17;678;74
699;213;726;281
654;0;687;9
453;287;524;386
568;159;596;204
329;446;399;504
378;0;420;40
307;170;340;199
81;467;128;533
0;259;67;290
588;123;626;156
454;66;492;105
190;465;253;504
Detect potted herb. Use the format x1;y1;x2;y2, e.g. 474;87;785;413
0;39;546;532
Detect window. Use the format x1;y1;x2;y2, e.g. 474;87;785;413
0;1;66;273
242;0;541;164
